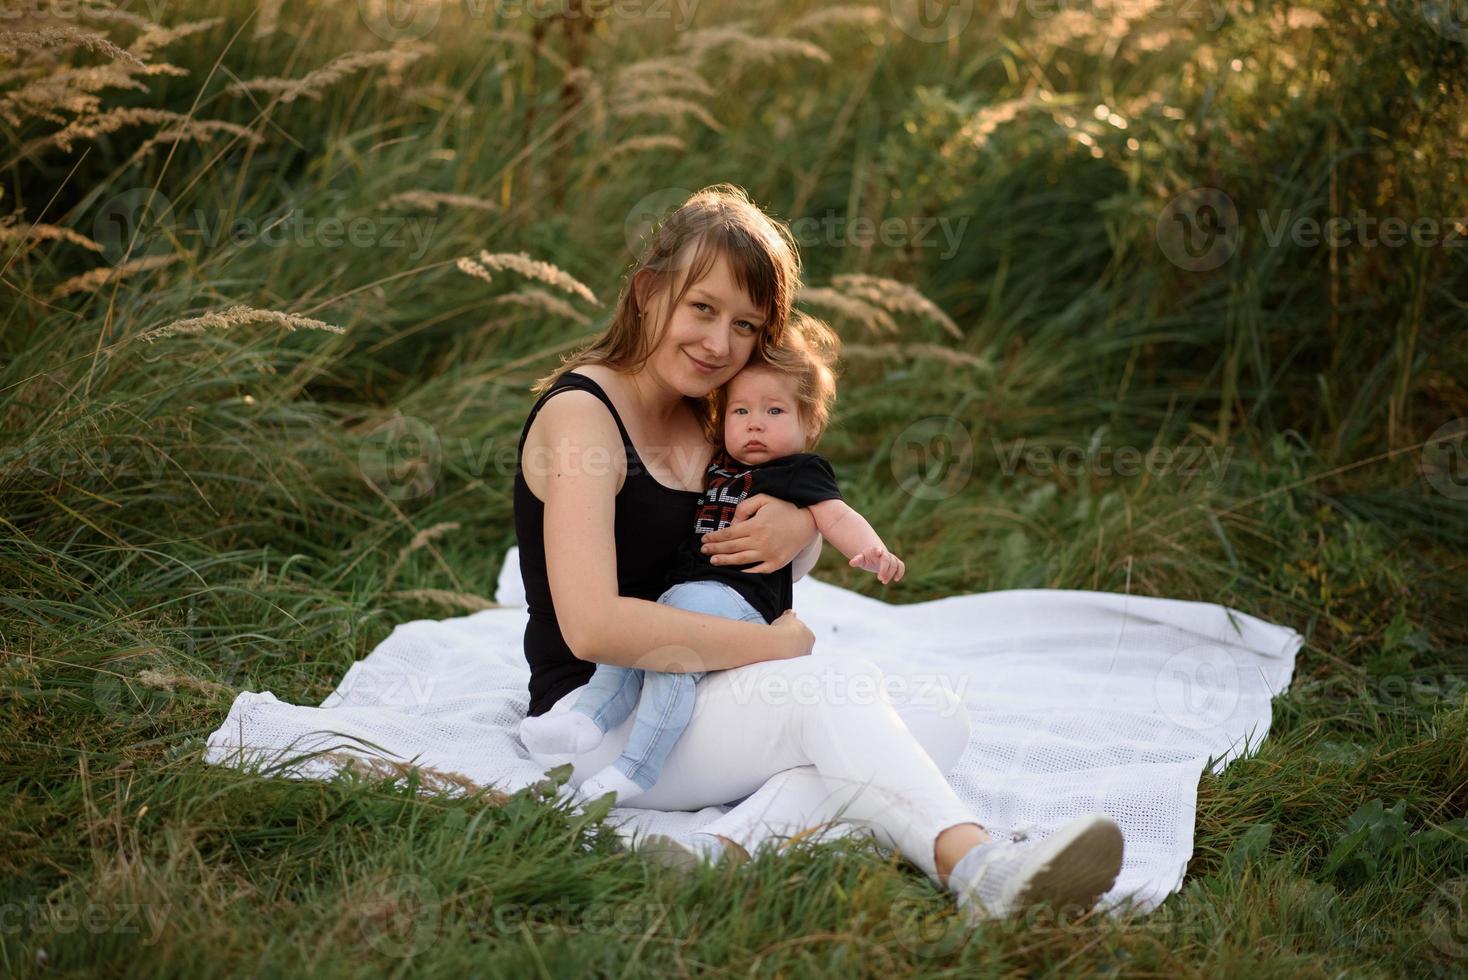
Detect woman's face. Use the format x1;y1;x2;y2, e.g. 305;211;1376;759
638;248;767;398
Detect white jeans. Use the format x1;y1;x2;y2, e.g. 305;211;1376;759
542;653;981;886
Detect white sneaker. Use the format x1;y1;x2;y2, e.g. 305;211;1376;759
635;833;747;873
951;814;1124;922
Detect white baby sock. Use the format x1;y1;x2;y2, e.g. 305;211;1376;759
520;710;604;756
575;765;646;807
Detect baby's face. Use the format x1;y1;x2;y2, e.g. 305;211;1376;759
722;366;808;465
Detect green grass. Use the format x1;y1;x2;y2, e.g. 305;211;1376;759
3;0;1467;975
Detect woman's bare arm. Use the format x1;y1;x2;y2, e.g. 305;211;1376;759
534;393;812;672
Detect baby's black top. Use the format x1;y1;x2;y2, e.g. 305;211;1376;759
513;371;702;717
662;446;844;626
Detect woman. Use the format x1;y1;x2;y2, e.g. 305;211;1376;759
513;184;1124;922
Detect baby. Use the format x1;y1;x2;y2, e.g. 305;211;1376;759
520;323;905;807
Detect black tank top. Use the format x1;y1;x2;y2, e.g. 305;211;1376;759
513;371;705;716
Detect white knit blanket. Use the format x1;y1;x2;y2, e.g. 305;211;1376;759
204;546;1301;911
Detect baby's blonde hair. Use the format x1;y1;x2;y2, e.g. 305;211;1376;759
714;310;841;450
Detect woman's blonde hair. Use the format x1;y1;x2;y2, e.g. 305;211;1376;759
713;310;842;450
532;184;803;444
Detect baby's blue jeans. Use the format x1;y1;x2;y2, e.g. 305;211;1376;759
569;579;767;791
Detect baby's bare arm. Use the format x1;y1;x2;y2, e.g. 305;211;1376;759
807;500;883;560
809;500;906;584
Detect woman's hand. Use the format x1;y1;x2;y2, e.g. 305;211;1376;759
770;609;815;659
700;494;817;574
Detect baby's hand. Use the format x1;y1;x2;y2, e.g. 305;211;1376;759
849;546;905;585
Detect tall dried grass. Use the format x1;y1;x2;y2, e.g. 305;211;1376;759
676;23;832;74
829;274;962;338
0;218;104;253
51;254;177;298
225;45;434;104
494;288;593;326
800;276;960;339
0;6;234;163
33;105;264;158
457;251;599;305
136;305;347;343
378;192;499;213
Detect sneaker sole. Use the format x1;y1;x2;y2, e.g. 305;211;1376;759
635;833;749;872
968;815;1124;921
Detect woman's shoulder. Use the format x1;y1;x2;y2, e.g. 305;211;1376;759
562;363;614;391
524;378;623;449
547;366;630;416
